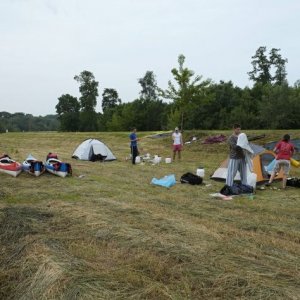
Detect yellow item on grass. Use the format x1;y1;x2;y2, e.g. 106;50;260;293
291;158;300;167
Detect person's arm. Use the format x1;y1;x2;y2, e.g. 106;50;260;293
291;145;295;156
180;133;183;145
273;142;280;153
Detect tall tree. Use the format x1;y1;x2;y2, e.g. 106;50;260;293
138;71;159;101
269;48;288;85
248;46;288;85
56;94;80;131
102;88;121;113
74;70;99;131
161;54;210;130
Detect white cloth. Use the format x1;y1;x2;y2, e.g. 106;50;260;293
237;133;254;172
237;133;253;154
172;132;182;145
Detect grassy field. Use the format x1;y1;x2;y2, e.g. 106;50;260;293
0;130;299;300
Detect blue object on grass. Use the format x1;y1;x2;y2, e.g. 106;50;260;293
151;174;176;188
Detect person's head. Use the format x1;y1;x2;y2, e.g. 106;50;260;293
175;127;179;133
283;134;290;142
233;123;241;135
131;127;136;133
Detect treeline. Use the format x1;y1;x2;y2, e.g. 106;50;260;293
4;47;300;132
0;112;58;132
56;47;300;131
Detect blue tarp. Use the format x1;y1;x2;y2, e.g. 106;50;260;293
151;174;176;188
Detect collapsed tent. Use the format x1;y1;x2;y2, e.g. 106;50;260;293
211;143;284;185
72;139;116;161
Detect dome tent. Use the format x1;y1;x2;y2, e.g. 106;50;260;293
210;143;284;185
72;139;116;161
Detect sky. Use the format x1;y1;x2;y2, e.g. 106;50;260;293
1;0;299;116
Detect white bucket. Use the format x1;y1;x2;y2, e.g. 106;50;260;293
153;156;161;164
135;156;141;164
165;158;171;164
196;168;205;178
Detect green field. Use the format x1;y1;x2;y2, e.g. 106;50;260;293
1;131;299;299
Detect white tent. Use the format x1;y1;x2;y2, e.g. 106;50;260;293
72;139;116;161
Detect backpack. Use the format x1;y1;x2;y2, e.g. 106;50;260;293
220;183;253;196
286;177;300;188
180;172;203;185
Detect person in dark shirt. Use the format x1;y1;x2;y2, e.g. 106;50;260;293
129;127;139;164
226;124;247;186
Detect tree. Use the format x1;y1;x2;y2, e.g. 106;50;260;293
138;71;159;101
102;88;121;112
56;94;80;131
269;48;288;85
248;46;288;85
161;54;210;130
74;70;99;111
74;70;99;131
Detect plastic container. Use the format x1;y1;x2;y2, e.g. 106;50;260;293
196;167;205;178
153;155;161;164
165;158;171;163
247;172;257;190
135;156;141;164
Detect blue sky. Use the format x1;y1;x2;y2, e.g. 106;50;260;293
1;0;299;115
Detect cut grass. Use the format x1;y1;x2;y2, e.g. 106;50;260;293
0;130;299;299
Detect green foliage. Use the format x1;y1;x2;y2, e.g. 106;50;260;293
79;111;98;132
74;71;99;112
138;71;159;101
161;54;211;130
102;88;121;113
56;94;80;131
0;112;59;132
248;46;288;85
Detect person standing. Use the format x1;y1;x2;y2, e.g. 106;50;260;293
226;124;247;186
129;127;139;164
266;134;295;189
172;127;183;161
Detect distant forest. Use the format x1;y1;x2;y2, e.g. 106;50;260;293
3;47;300;132
0;112;58;132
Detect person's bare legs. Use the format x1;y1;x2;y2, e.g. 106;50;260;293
282;174;287;189
178;150;181;161
173;151;176;161
268;172;276;184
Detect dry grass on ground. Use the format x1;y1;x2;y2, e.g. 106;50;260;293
0;130;299;299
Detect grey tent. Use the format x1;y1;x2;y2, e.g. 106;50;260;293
72;139;116;161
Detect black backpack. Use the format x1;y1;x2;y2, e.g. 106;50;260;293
286;177;300;188
220;183;253;196
180;172;203;185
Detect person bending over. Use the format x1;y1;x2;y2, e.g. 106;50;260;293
266;134;295;189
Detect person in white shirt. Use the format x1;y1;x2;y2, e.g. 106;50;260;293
172;127;183;161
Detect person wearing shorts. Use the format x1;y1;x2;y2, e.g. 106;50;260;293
266;134;295;189
172;127;183;161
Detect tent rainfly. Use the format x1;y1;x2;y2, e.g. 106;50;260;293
72;139;116;161
210;143;284;185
